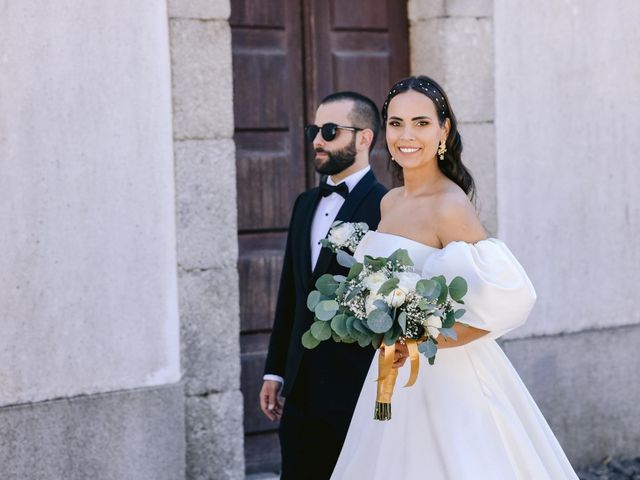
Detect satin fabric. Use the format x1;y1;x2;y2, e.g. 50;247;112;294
331;231;577;480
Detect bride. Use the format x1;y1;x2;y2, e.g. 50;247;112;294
330;76;578;479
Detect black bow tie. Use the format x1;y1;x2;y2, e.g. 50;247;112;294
319;181;349;199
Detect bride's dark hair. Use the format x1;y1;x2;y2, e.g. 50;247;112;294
381;75;476;200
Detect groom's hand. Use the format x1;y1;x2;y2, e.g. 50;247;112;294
259;380;284;421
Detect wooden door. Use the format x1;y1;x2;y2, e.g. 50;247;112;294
231;0;409;473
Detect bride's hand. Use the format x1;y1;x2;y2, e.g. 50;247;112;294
380;341;409;368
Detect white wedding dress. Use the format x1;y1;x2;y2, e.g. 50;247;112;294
331;231;577;480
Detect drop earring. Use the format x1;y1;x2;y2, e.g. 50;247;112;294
437;139;447;161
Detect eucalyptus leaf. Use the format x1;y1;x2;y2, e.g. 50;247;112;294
315;274;340;296
336;249;357;268
310;320;332;341
417;298;436;313
388;248;413;267
306;290;322;311
315;300;339;321
398;311;407;333
346;316;357;337
371;333;384;349
345;284;363;302
357;334;371;348
431;275;448;304
439;327;458;340
331;314;348;337
376;277;400;296
416;279;439;299
454;308;466;319
364;255;386;270
333;274;347;282
383;327;399;346
302;330;320;349
449;276;468;302
373;299;389;313
367;309;393;333
342;336;357;344
353;318;372;335
347;262;363;281
418;338;438;358
442;310;456;328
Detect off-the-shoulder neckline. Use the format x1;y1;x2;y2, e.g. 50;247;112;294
371;231;497;251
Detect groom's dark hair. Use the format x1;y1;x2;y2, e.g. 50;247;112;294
320;91;381;152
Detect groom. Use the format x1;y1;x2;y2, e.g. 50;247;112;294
260;91;387;479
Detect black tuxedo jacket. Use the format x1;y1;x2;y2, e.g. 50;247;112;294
264;170;387;407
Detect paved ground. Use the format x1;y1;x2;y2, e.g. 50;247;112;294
247;456;640;479
577;457;640;480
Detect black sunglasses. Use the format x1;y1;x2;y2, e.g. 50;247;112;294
304;123;363;142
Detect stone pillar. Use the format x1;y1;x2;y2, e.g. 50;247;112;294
0;1;185;479
167;0;245;478
408;0;496;233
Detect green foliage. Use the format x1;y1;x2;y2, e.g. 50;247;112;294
439;327;457;340
376;277;400;296
315;274;340;296
330;314;348;337
364;255;386;270
310;320;332;341
314;300;339;321
398;311;407;333
336;250;357;268
388;248;413;267
442;310;456;328
367;309;393;333
418;338;437;358
345;284;363;302
302;330;320;349
448;276;468;303
306;290;322;311
346;262;363;281
416;279;441;301
431;275;449;304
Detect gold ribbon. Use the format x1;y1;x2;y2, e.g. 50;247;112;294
376;341;395;382
403;339;420;387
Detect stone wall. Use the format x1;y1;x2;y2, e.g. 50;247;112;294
168;0;245;478
410;0;640;468
495;0;640;466
408;0;496;234
0;1;184;478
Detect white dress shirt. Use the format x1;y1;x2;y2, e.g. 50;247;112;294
264;165;371;386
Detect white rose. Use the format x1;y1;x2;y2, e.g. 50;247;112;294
395;272;421;293
356;222;370;233
424;315;443;338
363;271;388;293
365;294;385;315
328;222;355;246
385;288;407;308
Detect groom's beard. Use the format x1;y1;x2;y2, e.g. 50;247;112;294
314;138;357;175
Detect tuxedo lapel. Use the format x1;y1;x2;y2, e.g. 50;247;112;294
296;188;321;288
310;170;378;282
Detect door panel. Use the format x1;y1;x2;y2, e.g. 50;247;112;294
232;0;409;473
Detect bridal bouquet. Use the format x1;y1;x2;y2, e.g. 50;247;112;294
303;222;468;420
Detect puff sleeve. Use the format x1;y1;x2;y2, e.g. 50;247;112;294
421;238;536;339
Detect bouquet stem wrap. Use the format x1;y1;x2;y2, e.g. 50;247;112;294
374;339;420;420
